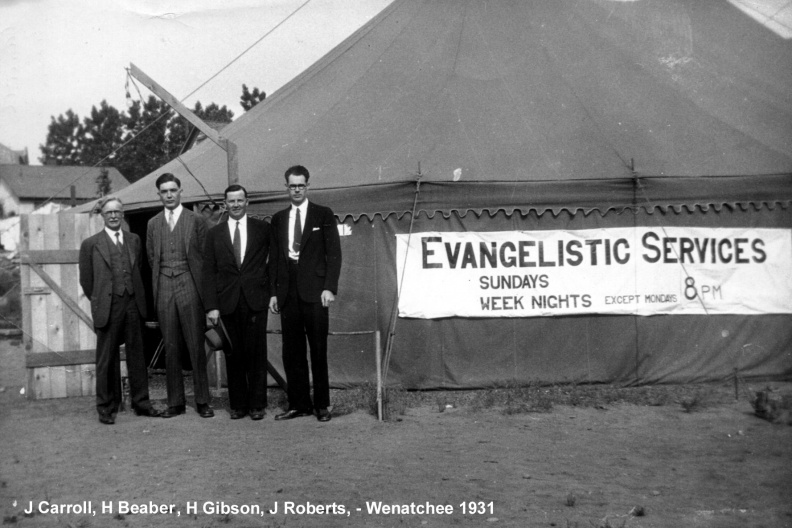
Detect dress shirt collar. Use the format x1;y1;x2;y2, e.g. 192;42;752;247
165;204;184;223
290;200;309;215
104;227;124;244
227;214;248;233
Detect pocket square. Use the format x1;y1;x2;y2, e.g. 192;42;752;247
312;227;320;231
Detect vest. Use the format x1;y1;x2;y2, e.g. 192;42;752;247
109;234;134;296
159;211;190;277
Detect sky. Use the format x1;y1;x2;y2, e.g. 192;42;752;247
0;0;392;165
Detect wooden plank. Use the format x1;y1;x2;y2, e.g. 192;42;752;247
26;367;35;400
224;139;239;185
27;215;48;353
31;367;52;399
80;363;96;396
65;365;83;397
59;215;81;353
20;250;80;264
19;214;32;351
129;63;223;148
27;214;46;250
26;349;97;368
43;214;64;353
49;367;67;398
22;287;51;295
27;260;93;329
28;292;49;353
76;214;100;351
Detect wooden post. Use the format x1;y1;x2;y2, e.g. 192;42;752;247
223;138;239;186
733;367;739;400
128;63;239;188
129;64;222;147
375;330;383;421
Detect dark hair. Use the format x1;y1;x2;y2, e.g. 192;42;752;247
155;173;181;189
284;165;310;182
224;184;248;199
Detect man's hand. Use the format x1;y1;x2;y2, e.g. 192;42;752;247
321;290;335;308
269;296;279;314
207;310;220;326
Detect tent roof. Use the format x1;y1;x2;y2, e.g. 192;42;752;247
99;0;792;217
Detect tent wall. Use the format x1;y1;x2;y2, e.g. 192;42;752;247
298;200;792;389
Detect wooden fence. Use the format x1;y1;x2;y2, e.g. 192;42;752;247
20;213;104;399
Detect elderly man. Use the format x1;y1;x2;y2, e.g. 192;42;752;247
79;197;160;424
147;173;213;419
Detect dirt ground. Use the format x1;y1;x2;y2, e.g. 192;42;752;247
1;337;791;528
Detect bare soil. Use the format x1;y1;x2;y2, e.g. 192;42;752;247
1;338;791;528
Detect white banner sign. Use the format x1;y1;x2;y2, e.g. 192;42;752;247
396;227;792;318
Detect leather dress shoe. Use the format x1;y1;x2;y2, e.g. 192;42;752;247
161;405;186;418
249;409;265;421
98;413;115;425
274;409;312;421
197;403;215;418
133;406;162;417
229;409;247;420
317;408;332;422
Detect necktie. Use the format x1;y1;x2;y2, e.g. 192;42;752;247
293;207;302;253
168;210;175;231
115;232;123;251
233;221;242;268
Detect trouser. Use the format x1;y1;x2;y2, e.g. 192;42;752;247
222;295;268;411
157;273;210;407
95;291;150;414
280;260;330;412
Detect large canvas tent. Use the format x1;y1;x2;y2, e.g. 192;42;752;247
97;0;792;388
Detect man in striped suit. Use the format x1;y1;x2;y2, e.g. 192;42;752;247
146;173;213;419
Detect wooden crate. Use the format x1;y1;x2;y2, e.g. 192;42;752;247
20;212;104;399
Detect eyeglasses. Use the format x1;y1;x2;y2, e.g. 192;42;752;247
288;184;307;191
102;211;123;217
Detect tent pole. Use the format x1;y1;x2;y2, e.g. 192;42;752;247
375;330;383;421
382;172;423;388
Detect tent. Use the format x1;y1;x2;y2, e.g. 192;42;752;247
98;0;792;388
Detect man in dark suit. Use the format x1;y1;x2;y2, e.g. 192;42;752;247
146;173;213;419
269;165;342;422
79;197;161;424
203;184;271;420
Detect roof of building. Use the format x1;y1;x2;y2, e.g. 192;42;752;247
0;165;129;201
0;143;29;165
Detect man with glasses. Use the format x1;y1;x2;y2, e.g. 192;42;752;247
147;173;213;419
269;165;342;422
79;197;161;424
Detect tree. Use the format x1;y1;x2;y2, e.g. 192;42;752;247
167;101;235;159
39;84;252;182
115;96;173;181
96;167;112;197
39;109;83;166
240;84;266;112
79;100;125;167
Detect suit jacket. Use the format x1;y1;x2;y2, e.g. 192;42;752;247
203;216;271;315
146;207;207;306
79;230;147;329
269;201;342;308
